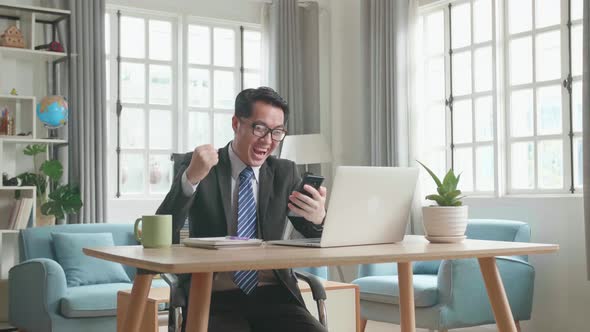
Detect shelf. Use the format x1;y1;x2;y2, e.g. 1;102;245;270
0;46;67;61
0;3;70;22
0;229;18;234
0;136;67;144
0;186;35;191
0;95;34;101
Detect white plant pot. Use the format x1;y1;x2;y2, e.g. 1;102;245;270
422;205;468;242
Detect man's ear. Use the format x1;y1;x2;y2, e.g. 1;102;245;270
232;116;238;133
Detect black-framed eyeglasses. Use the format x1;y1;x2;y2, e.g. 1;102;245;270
239;118;288;142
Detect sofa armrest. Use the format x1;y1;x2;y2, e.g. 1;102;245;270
9;258;68;331
436;257;535;328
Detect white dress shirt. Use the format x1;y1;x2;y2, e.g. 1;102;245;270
181;142;278;291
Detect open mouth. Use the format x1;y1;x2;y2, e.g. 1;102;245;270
253;147;268;158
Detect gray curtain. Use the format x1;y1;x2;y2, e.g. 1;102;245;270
583;0;590;278
265;0;320;135
366;0;410;167
46;0;108;223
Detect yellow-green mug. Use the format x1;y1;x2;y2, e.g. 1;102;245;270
134;215;172;248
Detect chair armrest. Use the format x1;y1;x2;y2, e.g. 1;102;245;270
8;258;68;331
436;257;535;328
161;273;187;307
295;270;326;301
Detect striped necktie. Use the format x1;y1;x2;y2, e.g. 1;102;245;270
233;167;258;294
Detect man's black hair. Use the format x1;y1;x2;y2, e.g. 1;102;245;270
234;87;289;122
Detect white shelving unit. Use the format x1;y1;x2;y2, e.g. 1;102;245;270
0;4;71;325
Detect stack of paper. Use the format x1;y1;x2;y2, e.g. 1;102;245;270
182;237;263;249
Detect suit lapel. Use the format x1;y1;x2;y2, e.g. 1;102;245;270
257;162;273;239
216;144;232;230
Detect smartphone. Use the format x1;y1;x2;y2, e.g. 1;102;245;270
296;174;325;197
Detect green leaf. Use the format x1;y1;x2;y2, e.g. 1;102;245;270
442;169;456;189
425;194;447;206
23;144;47;156
41;184;83;219
447;190;462;199
40;160;63;182
17;172;47;197
416;160;442;188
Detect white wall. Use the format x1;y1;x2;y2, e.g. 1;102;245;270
465;196;587;332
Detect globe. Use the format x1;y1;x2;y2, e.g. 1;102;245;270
37;95;68;129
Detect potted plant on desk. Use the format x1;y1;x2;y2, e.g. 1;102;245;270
417;161;468;243
17;144;83;226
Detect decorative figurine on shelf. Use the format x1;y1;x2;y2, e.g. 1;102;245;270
37;95;68;129
34;41;64;53
2;173;21;187
0;25;25;48
10;88;18;96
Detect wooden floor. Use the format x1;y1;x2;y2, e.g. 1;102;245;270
157;320;505;332
365;321;501;332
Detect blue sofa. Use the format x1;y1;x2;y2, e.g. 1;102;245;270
352;219;534;331
8;223;169;332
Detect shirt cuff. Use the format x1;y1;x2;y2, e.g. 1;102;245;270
181;170;199;197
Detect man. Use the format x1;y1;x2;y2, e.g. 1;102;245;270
157;87;328;332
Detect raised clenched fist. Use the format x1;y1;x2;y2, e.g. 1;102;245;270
185;144;219;184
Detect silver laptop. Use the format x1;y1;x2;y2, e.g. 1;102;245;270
271;166;419;248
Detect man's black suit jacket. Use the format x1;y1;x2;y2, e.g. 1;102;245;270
156;143;323;306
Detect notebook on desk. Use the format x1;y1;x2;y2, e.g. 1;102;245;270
182;237;263;249
270;166;419;248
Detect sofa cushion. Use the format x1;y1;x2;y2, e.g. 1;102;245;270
52;232;131;287
60;279;170;318
352;274;438;307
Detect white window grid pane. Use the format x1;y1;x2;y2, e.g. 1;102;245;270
184;20;254;159
453;0;497;194
419;0;581;195
107;8;178;198
504;0;577;194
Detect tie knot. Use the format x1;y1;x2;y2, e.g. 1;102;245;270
239;167;254;181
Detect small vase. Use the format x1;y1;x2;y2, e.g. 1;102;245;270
35;204;55;227
422;205;468;243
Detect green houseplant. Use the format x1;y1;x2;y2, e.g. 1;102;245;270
417;161;468;243
17;144;83;225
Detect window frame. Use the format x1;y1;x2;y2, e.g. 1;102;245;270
416;0;583;197
106;6;263;199
106;6;180;199
503;0;580;194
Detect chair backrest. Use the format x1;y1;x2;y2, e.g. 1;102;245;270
19;223;138;279
357;219;531;278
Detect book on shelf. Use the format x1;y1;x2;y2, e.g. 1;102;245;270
6;199;21;230
7;198;33;230
16;198;33;230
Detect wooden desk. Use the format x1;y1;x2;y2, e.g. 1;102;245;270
84;235;558;332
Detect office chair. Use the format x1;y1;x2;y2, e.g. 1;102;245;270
162;152;329;332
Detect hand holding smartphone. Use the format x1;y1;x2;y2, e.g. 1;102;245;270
296;174;325;197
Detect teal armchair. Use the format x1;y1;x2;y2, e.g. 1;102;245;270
352;219;534;332
8;223;169;332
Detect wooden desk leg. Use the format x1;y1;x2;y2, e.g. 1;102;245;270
478;257;518;332
122;273;154;332
185;272;214;332
397;262;416;332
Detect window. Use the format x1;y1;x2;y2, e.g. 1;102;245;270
185;22;262;149
106;8;262;198
416;0;583;195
